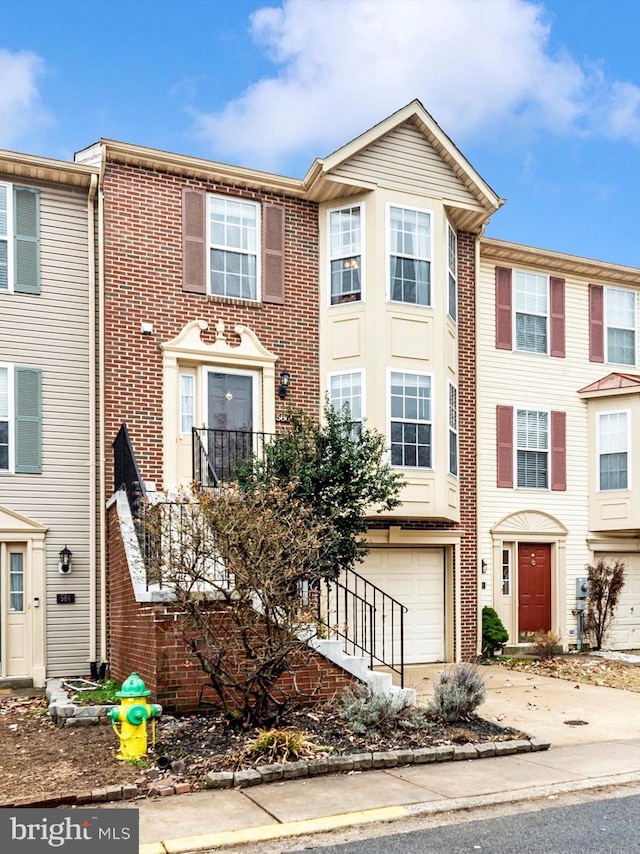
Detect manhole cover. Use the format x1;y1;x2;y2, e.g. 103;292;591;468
564;719;589;726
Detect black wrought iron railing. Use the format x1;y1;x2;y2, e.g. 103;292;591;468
192;427;276;487
319;567;407;687
113;423;147;521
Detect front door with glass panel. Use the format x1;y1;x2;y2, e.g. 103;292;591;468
1;546;29;678
207;372;253;483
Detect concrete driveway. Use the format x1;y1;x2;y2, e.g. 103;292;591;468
403;662;640;746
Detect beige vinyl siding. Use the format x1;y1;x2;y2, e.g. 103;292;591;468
476;253;634;645
0;183;93;676
331;122;478;206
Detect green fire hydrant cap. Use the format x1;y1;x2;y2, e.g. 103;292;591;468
115;672;152;698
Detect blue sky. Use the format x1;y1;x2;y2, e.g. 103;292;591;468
4;0;640;266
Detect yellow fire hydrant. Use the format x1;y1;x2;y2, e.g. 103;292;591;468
108;672;162;760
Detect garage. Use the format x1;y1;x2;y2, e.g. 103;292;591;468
601;554;640;650
359;547;446;664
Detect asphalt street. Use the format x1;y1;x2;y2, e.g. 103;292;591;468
287;792;640;853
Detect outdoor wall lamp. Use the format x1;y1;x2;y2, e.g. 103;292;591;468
481;559;487;573
279;369;291;399
58;545;72;575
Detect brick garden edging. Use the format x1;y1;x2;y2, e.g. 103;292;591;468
0;736;550;808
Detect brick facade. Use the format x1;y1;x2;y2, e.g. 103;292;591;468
457;231;479;659
107;504;355;714
102;160;320;488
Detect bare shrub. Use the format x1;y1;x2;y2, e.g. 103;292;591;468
532;630;562;660
584;559;626;651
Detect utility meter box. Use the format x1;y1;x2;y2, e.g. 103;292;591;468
576;578;589;599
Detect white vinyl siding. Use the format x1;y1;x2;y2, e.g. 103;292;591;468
208;195;259;300
331;122;478;206
516;408;548;489
514;270;548;354
598;411;629;491
2;182;94;676
329;205;362;304
388;205;431;306
390;371;432;468
606;288;636;366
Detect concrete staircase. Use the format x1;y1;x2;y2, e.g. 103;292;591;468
309;638;416;705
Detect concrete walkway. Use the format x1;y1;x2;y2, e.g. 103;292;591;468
102;666;640;854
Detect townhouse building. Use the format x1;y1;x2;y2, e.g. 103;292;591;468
0;151;100;687
478;239;640;650
73;101;500;696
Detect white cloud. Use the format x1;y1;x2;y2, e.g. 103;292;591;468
194;0;640;173
0;49;50;149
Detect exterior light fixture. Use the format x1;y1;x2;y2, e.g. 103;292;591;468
59;545;72;575
481;559;487;573
279;369;291;399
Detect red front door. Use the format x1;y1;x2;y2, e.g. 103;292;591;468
518;543;551;640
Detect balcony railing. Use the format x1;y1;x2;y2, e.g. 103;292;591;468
192;427;276;487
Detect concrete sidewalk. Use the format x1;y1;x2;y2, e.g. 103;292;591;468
102;667;640;853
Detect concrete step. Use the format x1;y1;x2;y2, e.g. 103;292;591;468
310;638;416;705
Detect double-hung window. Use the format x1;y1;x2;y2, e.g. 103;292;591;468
0;365;10;470
0;183;10;291
329;205;362;304
0;363;42;474
598;411;629;490
448;381;458;476
329;371;363;423
0;182;40;294
390;371;431;468
388;206;431;306
447;223;457;321
209;196;259;300
606;288;636;365
516;409;548;488
514;270;548;353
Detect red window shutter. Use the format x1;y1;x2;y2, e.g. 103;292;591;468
549;277;565;358
262;203;285;305
495;267;512;350
551;410;566;491
182;188;206;294
589;284;604;362
496;405;514;488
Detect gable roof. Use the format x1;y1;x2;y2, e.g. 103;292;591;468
578;372;640;398
0;504;48;534
303;100;504;232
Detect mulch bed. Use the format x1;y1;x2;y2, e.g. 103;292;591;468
153;705;526;786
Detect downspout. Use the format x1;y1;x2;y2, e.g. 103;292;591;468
97;148;107;672
87;173;98;670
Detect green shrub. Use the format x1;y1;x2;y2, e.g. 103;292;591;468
428;663;486;723
482;606;509;658
340;684;425;737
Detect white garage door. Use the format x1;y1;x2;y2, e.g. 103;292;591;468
359;548;445;664
604;554;640;650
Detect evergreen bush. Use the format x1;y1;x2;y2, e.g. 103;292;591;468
482;606;509;658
